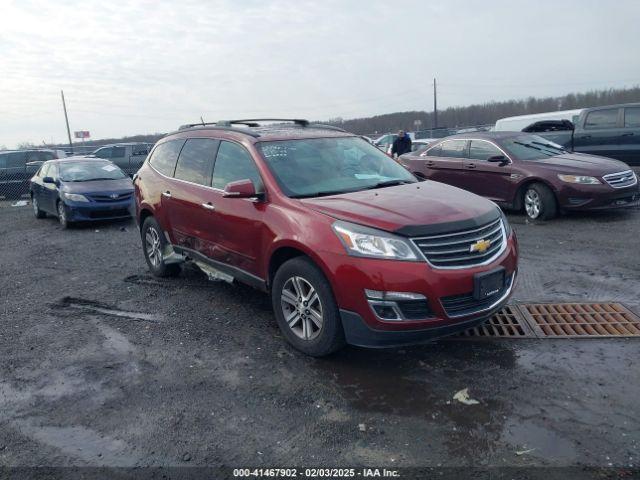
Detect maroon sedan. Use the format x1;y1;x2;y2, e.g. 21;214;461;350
398;132;639;220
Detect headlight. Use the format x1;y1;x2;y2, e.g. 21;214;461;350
63;193;89;202
332;220;419;261
557;174;601;185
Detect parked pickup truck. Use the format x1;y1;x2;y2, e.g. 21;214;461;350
494;103;640;166
88;143;151;174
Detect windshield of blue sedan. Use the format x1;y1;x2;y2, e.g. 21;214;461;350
257;137;416;198
501;135;568;160
59;162;127;182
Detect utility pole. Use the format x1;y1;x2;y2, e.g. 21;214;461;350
433;78;438;130
61;90;73;153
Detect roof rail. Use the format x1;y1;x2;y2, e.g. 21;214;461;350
216;118;310;127
308;123;348;133
174;125;262;137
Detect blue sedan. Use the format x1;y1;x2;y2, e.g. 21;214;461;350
30;158;134;228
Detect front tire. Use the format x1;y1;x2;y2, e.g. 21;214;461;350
272;257;345;357
524;183;557;221
141;216;181;277
57;201;71;228
32;195;46;219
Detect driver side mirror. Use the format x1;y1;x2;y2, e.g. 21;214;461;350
43;176;56;184
223;179;261;199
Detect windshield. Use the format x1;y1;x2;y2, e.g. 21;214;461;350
257;137;416;198
501;134;568;160
59;161;127;182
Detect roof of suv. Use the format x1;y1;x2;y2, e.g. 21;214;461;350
437;132;531;141
168;120;355;143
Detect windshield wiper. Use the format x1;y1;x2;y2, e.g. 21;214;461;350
513;141;542;151
531;141;566;152
290;189;357;199
363;179;414;190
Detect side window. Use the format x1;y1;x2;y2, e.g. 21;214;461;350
174;139;218;186
95;147;112;159
7;152;26;168
426;145;441;156
0;154;7;169
212;141;262;190
585;109;618;129
624;107;640;128
132;144;149;156
111;146;126;158
469;141;503;161
148;140;185;177
440;140;468;158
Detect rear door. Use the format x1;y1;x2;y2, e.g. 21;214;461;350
163;138;219;257
574;107;623;159
205;140;267;278
457;140;513;202
418;139;468;187
619;106;640;166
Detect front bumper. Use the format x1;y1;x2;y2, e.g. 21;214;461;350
63;199;134;221
322;232;518;343
558;184;640;211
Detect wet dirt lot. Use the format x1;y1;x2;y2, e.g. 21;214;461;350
0;203;639;476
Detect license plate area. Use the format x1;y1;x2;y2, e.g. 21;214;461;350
474;268;505;300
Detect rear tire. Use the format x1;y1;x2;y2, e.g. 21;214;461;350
32;195;46;219
141;216;181;277
524;183;557;221
272;257;345;357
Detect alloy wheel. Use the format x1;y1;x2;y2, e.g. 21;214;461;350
145;226;162;268
524;189;541;219
280;276;323;340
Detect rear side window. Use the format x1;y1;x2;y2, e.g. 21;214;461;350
585;109;618;129
212;141;262;190
426;145;441;156
174;139;218;186
112;146;126;158
624;107;640;128
469;141;503;161
440;140;468;158
149;140;185;177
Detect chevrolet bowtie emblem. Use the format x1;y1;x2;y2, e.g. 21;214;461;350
470;238;491;253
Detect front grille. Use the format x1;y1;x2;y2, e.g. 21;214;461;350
603;170;637;189
411;218;506;268
396;300;432;320
441;273;513;317
87;192;133;202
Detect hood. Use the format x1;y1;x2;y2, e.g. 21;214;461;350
61;177;133;194
533;153;630;175
301;181;498;234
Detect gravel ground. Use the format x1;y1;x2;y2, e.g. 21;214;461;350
0;202;639;478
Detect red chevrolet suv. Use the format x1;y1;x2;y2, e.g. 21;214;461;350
134;120;518;356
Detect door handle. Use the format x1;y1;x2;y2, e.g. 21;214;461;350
201;202;215;211
465;163;476;169
161;191;171;198
621;132;634;137
426;161;435;167
579;135;592;140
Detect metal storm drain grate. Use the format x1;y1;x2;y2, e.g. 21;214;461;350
452;303;640;339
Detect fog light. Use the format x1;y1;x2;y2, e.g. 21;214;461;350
364;289;426;301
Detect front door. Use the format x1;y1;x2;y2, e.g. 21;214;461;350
206;141;267;279
457;139;513;203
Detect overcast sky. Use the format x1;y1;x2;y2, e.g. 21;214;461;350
1;0;639;148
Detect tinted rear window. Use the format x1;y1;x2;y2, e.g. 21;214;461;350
149;140;185;177
174;139;217;186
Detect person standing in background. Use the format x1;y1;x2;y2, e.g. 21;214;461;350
391;130;412;158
